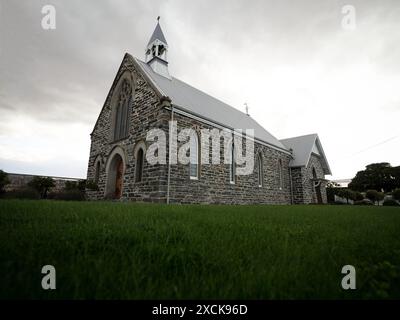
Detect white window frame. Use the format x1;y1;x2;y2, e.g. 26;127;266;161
230;141;235;184
257;153;263;188
189;132;199;180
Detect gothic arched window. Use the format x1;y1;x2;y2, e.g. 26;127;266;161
114;79;131;141
230;141;236;184
257;153;263;187
189;132;200;179
278;159;283;189
312;167;318;179
135;147;144;183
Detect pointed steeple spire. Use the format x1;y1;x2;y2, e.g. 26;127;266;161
147;18;168;46
145;17;171;79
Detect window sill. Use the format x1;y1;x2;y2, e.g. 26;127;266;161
190;177;199;181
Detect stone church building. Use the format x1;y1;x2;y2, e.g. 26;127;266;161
86;21;331;204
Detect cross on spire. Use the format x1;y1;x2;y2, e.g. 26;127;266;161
244;103;249;116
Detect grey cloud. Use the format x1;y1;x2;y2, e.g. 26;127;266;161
1;0;399;122
0;0;399;178
0;0;164;124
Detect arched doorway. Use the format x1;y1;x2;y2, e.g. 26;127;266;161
105;148;126;199
312;167;323;204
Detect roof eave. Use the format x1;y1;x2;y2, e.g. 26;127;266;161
165;103;291;154
314;136;332;175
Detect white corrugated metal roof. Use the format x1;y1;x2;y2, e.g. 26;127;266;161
134;57;289;151
280;134;331;175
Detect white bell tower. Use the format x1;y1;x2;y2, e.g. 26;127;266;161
145;17;171;79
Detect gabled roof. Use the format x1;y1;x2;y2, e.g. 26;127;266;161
133;56;289;152
147;22;168;46
280;134;331;175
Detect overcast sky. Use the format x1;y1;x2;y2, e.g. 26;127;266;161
0;0;399;179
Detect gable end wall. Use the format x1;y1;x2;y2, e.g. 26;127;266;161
86;55;167;202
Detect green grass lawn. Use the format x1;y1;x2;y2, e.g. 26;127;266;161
0;200;399;299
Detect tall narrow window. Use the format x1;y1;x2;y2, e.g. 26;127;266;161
230;142;235;184
135;148;144;182
257;153;263;187
114;79;131;141
312;167;317;179
278;159;283;189
189;132;199;179
94;160;101;184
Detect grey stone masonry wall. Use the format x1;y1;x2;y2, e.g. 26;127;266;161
165;111;293;204
86;54;167;202
303;154;328;204
290;167;304;204
291;154;328;204
87;54;316;205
